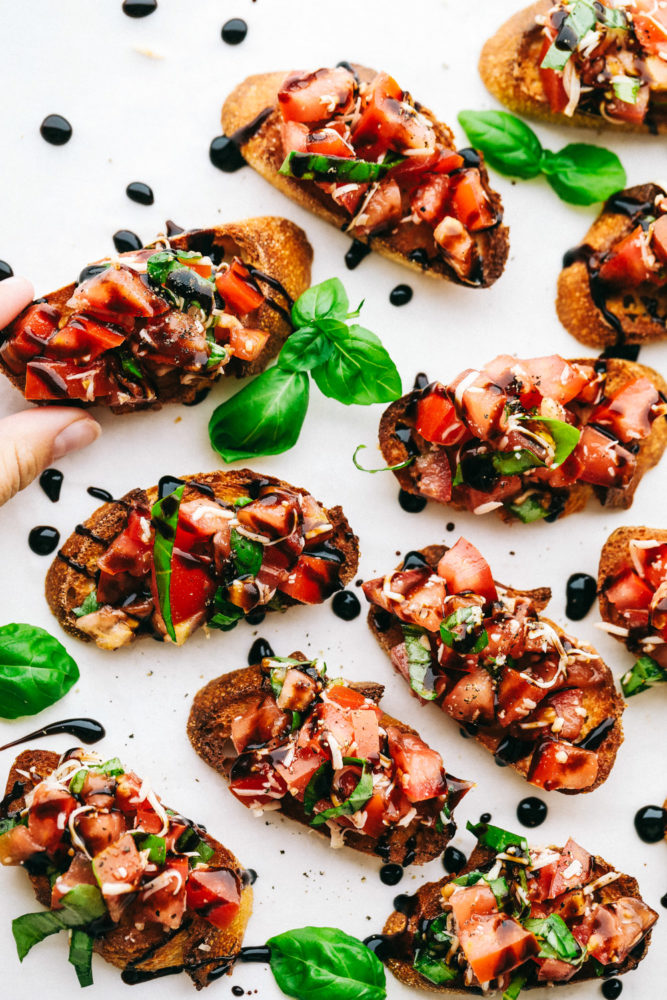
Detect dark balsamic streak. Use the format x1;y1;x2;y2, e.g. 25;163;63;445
0;719;105;752
576;716;615;751
75;524;109;546
56;552;98;581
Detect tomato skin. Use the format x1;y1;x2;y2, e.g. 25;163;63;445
98;508;152;578
411;175;451;225
186;867;242;931
386;726;446;803
0;825;46;865
215;259;264;315
538;32;569;113
528;740;598;791
278;67;356;124
458;913;539;983
416;383;469;446
580;897;657;965
68;266;169;325
28;786;77;853
413;451;454;506
229;758;288;808
441;667;496;724
549;838;591;898
605;567;654;613
1;303;60;371
47;316;125;361
274;748;324;800
591;378;661;441
231;697;289;754
164;522;216;628
437;537;498;603
278;554;342;604
353;178;402;236
433;215;476;279
522;356;590;406
325;685;366;711
448;169;497;232
450;885;497;928
25;358;115;401
574;425;637;489
598;225;657;287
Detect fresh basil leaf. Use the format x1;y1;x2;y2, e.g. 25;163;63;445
311;764;373;827
146;250;179;286
209;367;310;462
151;483;185;643
207;341;228;370
304;762;333;815
117;347;143;381
453;870;509;905
413;951;458;985
69;769;88;795
231;528;263;577
13;885;106;962
540;1;597;71
440;607;488;655
603;7;628;28
467;820;528;854
68;928;94;987
492;449;543;476
174;827;215;866
524;914;583;964
292;278;350;328
312;324;401;406
234;496;253;508
503;970;528;1000
540;144;627;206
267;926;386;1000
278;325;334;373
0;624;80;720
280;151;399;184
73;591;100;619
208;590;244;632
457;110;543;179
0;815;23;835
611;75;640;105
96;758;124;777
621;655;667;697
402;625;438;701
134;833;166;864
508;494;550;524
270;666;287;699
520;416;581;467
453;463;464;487
353;444;414;473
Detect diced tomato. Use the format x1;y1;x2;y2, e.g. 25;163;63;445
433;216;476;280
325;685;366;711
98;508;152;578
67;265;168;324
25;358;115;401
278;67;356;124
591;378;662;442
229;758;287;808
278;553;342;604
46;315;125;361
353;178;402;236
0;303;60;371
450;884;498;928
634;2;667;54
164;823;189;853
77;811;126;856
28;786;77;853
281;120;309;154
176;500;231;539
640;542;667;591
411;175;451;225
363;567;447;632
114;772;144;816
237;490;299;539
215;259;264;315
458;913;539;983
598;225;657;288
416;383;469;446
313;700;355;755
136;803;163;834
606;86;650;126
351;708;380;759
605;567;654;613
186;867;242;931
225;326;270;362
231;696;289;754
528;740;598;791
0;825;45;865
441;667;496;724
358;792;387;839
522;356;590;406
136;856;188;930
274;748;324;800
386;726;446;803
51;855;97;909
575;425;637;489
80;772;116;810
166;526;216;629
413;450;454;506
652;214;667;265
177;254;213;279
461;378;507;441
437;537;498;603
548;838;591;898
352;72;435;154
92;832;145;895
525;689;586;743
538;30;570;113
306;125;354;157
582;897;658;965
276;668;318;713
484;617;526;662
535;957;579;982
496;666;546;728
448;169;497;232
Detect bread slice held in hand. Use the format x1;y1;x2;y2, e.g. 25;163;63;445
188;654;472;866
46;469;359;650
0;748;252;989
381;821;657;993
0;218;312;412
364;538;624;794
221;64;509;287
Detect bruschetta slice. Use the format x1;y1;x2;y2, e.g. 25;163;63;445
221;64;509;287
558;184;667;348
363;538;624;794
0;748;252;988
0;219;312;412
480;1;667;135
381;821;657;993
46;470;358;650
598;525;667;696
377;354;667;523
188;654;472;866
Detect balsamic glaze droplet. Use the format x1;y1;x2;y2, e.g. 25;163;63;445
166;219;185;237
248;638;274;664
245;608;266;626
408;247;429;268
345;239;371;270
661;892;667;909
401;551;430;571
379;863;404;886
332;590;361;621
0;260;13;281
601;979;623;1000
28;525;60;556
517;796;548;828
600;343;641;362
634;804;667;843
221;18;247;44
232;988;244;997
237;946;271;963
87;486;114;503
458;147;482;168
241;868;258;886
372;608;393;633
39;468;63;503
210;135;246;173
443;846;466;874
363;934;393;960
446;522;455;532
413;372;429;391
157;475;184;500
398;490;427;513
0;718;105;752
565;573;597;621
40;114;72;146
479;812;492;824
113;230;142;253
126;181;154;205
389;284;413;306
122;0;157;17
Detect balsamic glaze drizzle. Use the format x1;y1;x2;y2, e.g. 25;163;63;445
0;718;106;752
39;468;63;502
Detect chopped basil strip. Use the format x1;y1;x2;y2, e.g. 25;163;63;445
231;527;263;577
621;655;667;697
12;885;106;962
413;915;457;985
353;444;413;474
279;150;401;184
207;341;228;369
117;347;143;381
467;820;528;854
151;483;185;642
402;625;438;701
541;1;597;72
0;815;23;836
97;757;124;776
69;770;88;795
310;762;372;826
73;591;100;619
503;970;528;1000
611;75;641;105
440;607;488;655
453;870;509;905
208;590;244;631
175;826;215;867
518;416;580;468
524;913;583;964
492;449;543;476
134;833;166;864
508;494;550;524
413;951;458;985
270;666;287;700
68;928;94;988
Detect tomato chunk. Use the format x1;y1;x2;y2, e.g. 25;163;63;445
441;667;496;724
274;748;324;800
605;567;653;613
386;726;446;803
416;383;469;446
528;740;598;791
353;178;402;236
231;696;289;754
450;884;498;928
437;538;497;603
186;867;242;930
574;425;637;489
47;316;125;360
25;358;115;401
448;169;497;232
278;553;342;604
68;265;168;324
0;825;45;865
538;33;569;114
215;259;264;315
1;303;60;371
28;786;77;853
652;215;667;265
522;356;589;406
582;897;657;965
458;913;539;983
548;838;591;898
598;225;657;287
591;378;661;442
278;67;356;124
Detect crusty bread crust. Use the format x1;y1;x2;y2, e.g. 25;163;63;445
0;218;312;413
378;358;667;520
221;66;510;288
557;185;667;348
479;0;667;135
382;843;654;993
598;525;667;654
45;469;359;645
367;544;624;795
4;750;252;989
187;660;459;866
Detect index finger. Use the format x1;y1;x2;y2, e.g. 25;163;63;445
0;276;35;328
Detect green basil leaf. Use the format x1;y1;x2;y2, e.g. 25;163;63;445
279;151;399;184
457;110;543;179
492;449;543;476
413;951;458;985
311;764;373;826
304;761;333;815
292;278;350;328
207;341;228;370
97;758;124;777
134;833;166;864
524;914;583;964
621;655;667;697
270;666;287;699
174;827;215;866
278;325;334;373
0;624;80;720
508;494;550;524
234;496;253;508
520;416;581;468
503;970;528;1000
209;367;310;462
540;1;597;71
0;815;22;835
69;769;88;795
151;484;185;643
13;885;106;962
440;607;487;654
353;444;413;474
467;820;528;854
312;324;402;406
72;590;100;619
117;347;143;381
230;527;263;577
453;870;509;905
267;926;386;1000
146;250;179;286
208;589;244;631
603;7;628;28
68;928;94;987
611;75;640;104
402;625;438;701
540;144;627;206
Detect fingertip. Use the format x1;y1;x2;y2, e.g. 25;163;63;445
0;275;36;327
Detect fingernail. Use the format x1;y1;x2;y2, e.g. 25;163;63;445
52;419;101;459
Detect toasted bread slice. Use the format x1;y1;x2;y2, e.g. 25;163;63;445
378;357;667;521
598;525;667;657
221;66;509;288
45;469;359;646
557;185;667;348
367;544;624;794
383;843;655;992
0;218;312;413
188;658;460;866
479;1;667;135
3;750;252;989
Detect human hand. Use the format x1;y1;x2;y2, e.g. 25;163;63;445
0;276;101;507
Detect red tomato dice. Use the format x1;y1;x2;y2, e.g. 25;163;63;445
527;740;598;792
215;259;264;315
437;537;498;603
591;378;661;442
186;868;242;931
448;169;498;232
416;383;469;446
47;316;125;360
598;225;657;288
387;726;446;803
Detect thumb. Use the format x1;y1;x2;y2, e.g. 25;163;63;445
0;408;101;507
